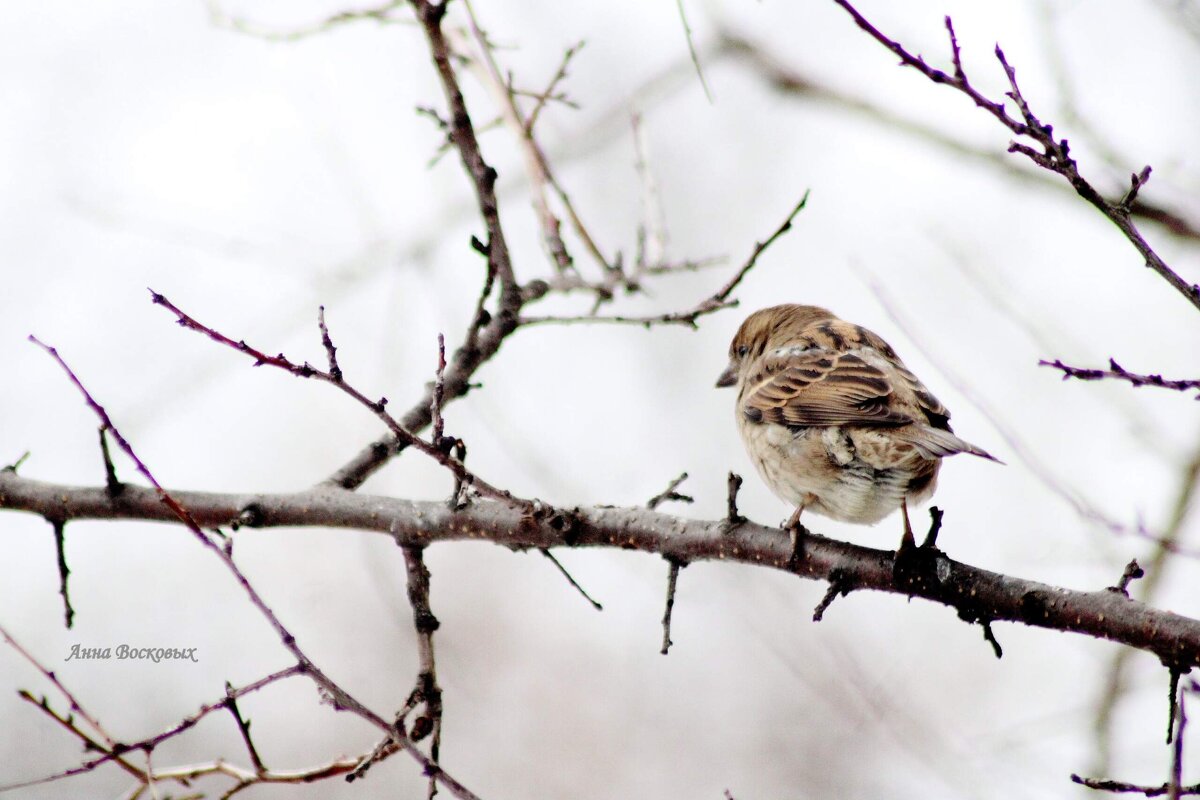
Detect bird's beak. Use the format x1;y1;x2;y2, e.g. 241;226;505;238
715;363;737;388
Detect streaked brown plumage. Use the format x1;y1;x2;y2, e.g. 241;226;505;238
717;304;998;549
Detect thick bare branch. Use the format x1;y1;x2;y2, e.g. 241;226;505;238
3;471;1200;670
327;0;527;491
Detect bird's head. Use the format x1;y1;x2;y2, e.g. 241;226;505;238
716;304;834;388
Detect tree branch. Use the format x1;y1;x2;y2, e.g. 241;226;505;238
518;191;809;329
717;28;1200;246
19;337;481;800
3;471;1199;670
399;545;443;800
829;1;1200;312
1041;359;1200;398
324;0;527;491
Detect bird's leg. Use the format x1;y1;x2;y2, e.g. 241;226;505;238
786;505;803;529
899;498;916;552
786;504;808;564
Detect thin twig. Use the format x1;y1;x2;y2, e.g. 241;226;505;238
0;622;117;750
1121;166;1155;210
431;333;447;445
674;0;714;102
1071;774;1200;797
980;621;1004;659
206;0;406;42
1041;359;1200;398
1170;680;1186;800
317;306;342;382
519;192;810;329
647;472;693;510
1;664;305;793
13;690;146;784
812;568;853;621
460;2;610;275
1082;678;1200;798
23;336;480;800
1169;668;1183;745
660;558;684;654
399;545;443;800
539;549;603;611
524;41;584;134
151;292;523;508
631;112;667;276
50;519;74;629
4;451;31;472
98;427;123;498
225;683;266;774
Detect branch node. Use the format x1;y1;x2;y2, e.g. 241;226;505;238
1109;559;1145;596
237;503;265;529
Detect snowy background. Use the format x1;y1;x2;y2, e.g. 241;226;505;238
2;1;1199;797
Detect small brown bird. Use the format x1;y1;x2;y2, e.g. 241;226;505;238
717;304;998;551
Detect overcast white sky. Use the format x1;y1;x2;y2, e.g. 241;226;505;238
2;1;1199;798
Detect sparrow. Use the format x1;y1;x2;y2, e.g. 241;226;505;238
716;304;998;552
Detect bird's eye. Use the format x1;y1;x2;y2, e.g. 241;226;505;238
737;345;749;358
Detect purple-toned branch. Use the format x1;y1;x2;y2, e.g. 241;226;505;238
829;1;1200;312
717;29;1200;246
15;339;481;800
1040;359;1200;398
152;292;524;508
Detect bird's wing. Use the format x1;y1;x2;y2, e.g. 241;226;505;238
741;345;915;428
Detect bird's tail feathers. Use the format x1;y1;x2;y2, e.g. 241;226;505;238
900;425;1003;464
